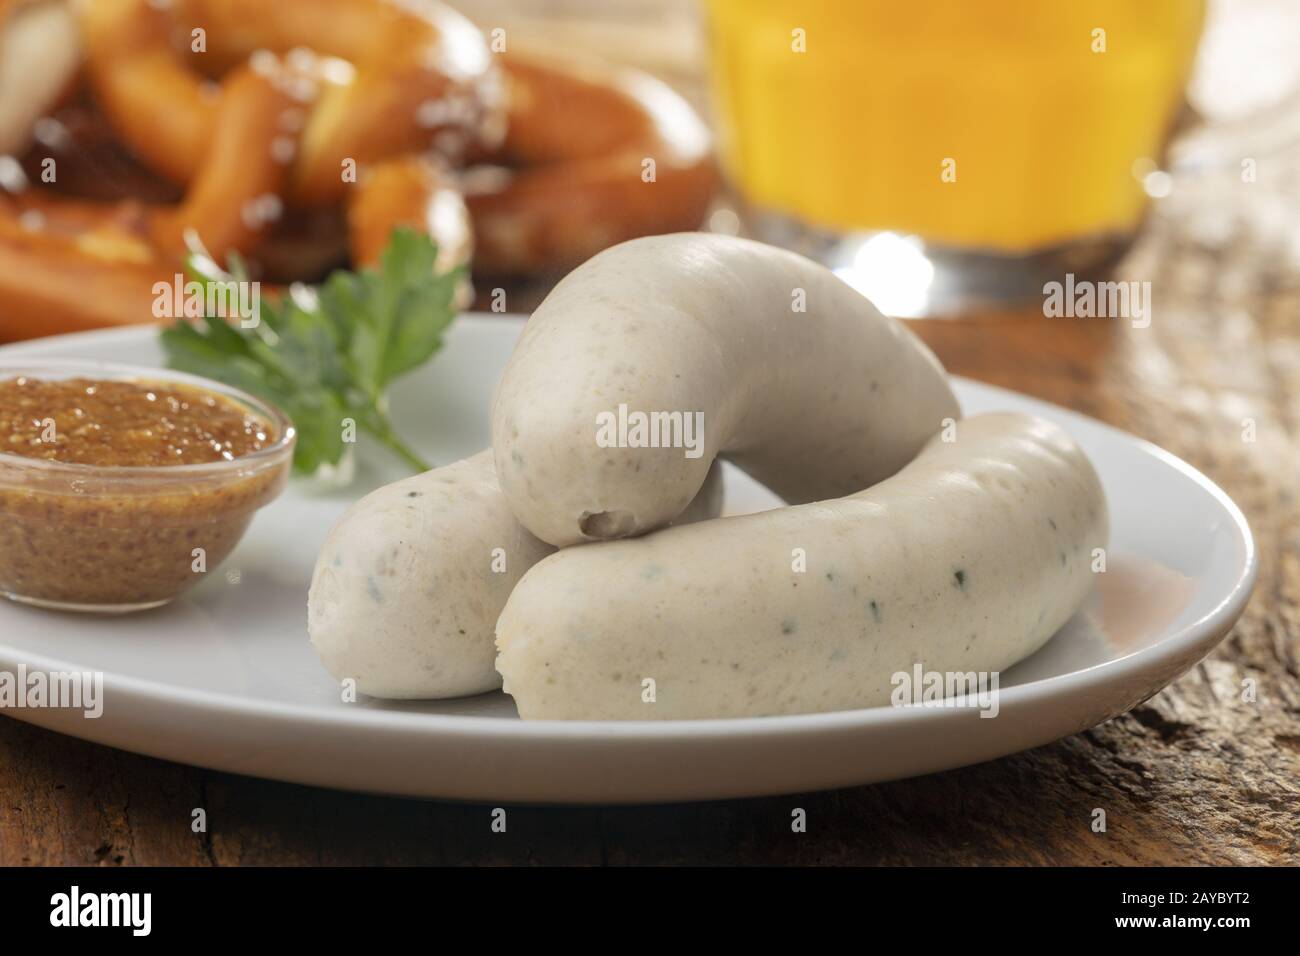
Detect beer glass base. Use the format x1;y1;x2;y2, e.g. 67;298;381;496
736;208;1135;319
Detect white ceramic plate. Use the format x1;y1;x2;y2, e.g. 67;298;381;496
0;319;1256;804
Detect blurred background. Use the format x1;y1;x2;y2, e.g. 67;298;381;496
464;0;1300;317
3;0;1299;325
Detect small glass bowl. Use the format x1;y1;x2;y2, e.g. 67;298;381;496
0;360;295;613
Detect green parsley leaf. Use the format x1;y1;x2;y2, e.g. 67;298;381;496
159;229;461;476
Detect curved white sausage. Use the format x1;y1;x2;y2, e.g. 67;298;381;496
490;232;959;547
307;450;723;699
496;413;1108;720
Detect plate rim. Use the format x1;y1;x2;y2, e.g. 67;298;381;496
0;321;1258;742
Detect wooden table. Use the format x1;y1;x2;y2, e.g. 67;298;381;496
1;157;1296;866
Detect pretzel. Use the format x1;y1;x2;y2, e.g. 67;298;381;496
0;0;80;156
348;155;471;272
0;60;304;339
80;0;504;205
1;1;715;337
464;55;718;275
1;0;484;338
1;124;472;341
17;66;472;284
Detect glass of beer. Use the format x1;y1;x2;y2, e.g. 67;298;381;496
704;0;1207;315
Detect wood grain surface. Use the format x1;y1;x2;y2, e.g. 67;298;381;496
1;156;1296;865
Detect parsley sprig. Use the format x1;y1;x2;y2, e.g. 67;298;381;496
160;229;461;475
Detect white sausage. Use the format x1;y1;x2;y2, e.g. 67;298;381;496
490;232;959;547
307;451;723;699
496;413;1108;720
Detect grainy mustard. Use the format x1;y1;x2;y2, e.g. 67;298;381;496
1;376;273;467
0;374;291;612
